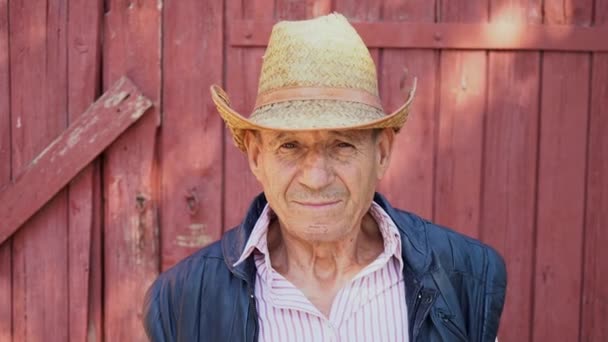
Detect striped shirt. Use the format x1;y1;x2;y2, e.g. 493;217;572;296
234;202;409;342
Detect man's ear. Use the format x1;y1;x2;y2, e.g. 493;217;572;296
244;130;263;181
376;128;394;179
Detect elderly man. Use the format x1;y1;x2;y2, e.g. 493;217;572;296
144;13;506;342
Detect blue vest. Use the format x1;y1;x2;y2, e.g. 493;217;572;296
143;193;506;341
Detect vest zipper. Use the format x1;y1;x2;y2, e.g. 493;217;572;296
434;310;468;341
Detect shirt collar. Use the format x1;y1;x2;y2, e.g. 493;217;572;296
233;201;404;271
232;204;274;267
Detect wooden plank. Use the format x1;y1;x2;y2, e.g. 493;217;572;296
378;0;436;219
230;20;608;51
223;0;269;229
532;2;592;340
581;3;608;340
306;0;331;17
87;161;104;342
66;2;103;341
434;0;487;238
533;53;589;340
103;0;161;340
67;167;96;342
484;51;540;342
0;0;8;184
275;0;331;19
336;0;380;22
484;1;542;340
275;0;307;19
161;0;224;270
581;53;608;342
0;0;11;340
0;241;10;342
9;0;69;340
0;77;152;244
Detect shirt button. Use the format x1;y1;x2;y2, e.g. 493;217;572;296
325;323;336;341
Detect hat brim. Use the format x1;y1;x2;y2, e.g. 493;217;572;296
210;81;416;151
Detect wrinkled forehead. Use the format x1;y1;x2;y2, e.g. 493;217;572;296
258;129;375;144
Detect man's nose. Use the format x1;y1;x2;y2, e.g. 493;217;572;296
298;150;334;190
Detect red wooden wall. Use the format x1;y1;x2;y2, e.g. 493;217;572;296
1;0;607;341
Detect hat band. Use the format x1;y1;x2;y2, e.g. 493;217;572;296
254;87;384;111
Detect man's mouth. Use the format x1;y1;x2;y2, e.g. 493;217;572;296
293;200;341;207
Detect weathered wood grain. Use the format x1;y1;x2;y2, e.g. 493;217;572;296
534;54;589;340
581;52;608;342
66;2;104;341
67;167;96;342
161;0;224;270
88;162;104;342
581;2;608;340
0;0;8;185
532;2;592;340
305;0;331;17
9;1;69;340
0;77;152;244
0;0;11;340
434;0;487;238
484;1;542;340
484;52;540;342
231;20;608;51
378;0;437;219
276;0;307;19
276;0;331;18
103;0;161;340
0;241;9;342
223;0;269;229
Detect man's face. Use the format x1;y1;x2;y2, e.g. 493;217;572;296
245;129;394;242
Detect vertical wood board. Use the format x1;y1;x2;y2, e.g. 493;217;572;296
434;51;485;237
223;0;270;229
533;51;589;342
103;0;161;340
378;0;436;220
0;0;9;184
434;1;487;239
484;55;540;342
276;0;306;19
87;161;104;342
485;2;542;341
532;2;592;340
0;242;10;342
66;2;103;340
9;0;69;341
276;0;331;18
0;0;11;340
581;52;608;342
581;3;608;339
161;0;224;270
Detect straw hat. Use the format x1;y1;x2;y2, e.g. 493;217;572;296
210;13;416;151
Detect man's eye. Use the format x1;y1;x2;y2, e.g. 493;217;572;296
336;142;354;148
280;142;298;149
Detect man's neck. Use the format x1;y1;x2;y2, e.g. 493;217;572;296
269;213;382;276
266;213;384;316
